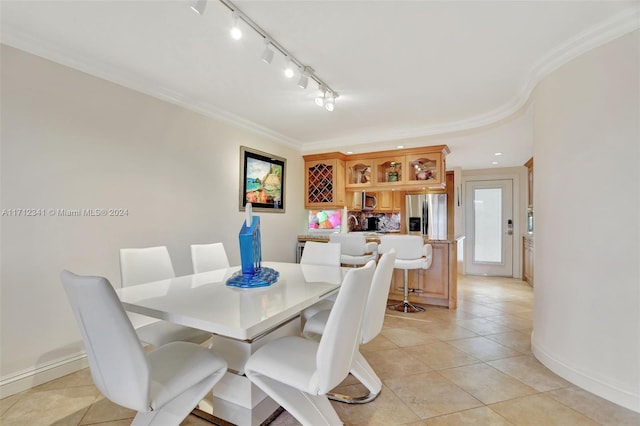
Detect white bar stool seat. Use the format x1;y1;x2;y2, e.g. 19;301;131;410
329;233;378;266
379;235;433;313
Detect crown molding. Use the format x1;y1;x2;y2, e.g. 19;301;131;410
303;6;640;153
1;27;301;150
3;5;638;153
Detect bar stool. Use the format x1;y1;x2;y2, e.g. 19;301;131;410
329;233;378;267
379;235;432;313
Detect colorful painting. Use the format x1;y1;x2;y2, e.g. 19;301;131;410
239;146;286;213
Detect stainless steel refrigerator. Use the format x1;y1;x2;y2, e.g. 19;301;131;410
406;194;448;240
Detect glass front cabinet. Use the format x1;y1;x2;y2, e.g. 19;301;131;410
374;157;404;187
345;159;374;189
404;149;447;189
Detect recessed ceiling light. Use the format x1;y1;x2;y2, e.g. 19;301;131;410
492;161;499;165
397;145;404;149
346;151;353;154
494;152;503;156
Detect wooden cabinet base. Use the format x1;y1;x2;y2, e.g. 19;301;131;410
387;241;458;309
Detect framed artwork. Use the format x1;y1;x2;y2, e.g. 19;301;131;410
239;146;286;213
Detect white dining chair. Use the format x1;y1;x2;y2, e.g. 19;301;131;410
379;235;433;313
245;260;375;425
190;242;230;273
303;249;396;403
299;241;342;327
329;233;378;266
119;246;211;346
61;270;227;426
299;241;341;267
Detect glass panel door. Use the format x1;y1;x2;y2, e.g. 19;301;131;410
465;179;514;276
474;188;503;263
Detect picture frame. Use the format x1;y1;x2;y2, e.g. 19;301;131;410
239;146;286;213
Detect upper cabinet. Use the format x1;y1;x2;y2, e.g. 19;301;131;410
525;157;534;208
374;157;405;188
405;151;445;188
303;153;346;209
304;146;449;209
345;159;374;189
342;145;449;191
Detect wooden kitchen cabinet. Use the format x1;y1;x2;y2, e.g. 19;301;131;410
525;157;534;208
345;159;373;189
339;145;449;192
376;190;404;212
304;153;346;209
405;149;447;189
346;191;363;210
374;157;405;188
388;240;457;308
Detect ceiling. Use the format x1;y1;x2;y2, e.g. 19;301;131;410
1;1;638;169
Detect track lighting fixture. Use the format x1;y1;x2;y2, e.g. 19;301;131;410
188;0;207;15
261;38;274;64
230;11;242;40
297;67;312;89
314;87;337;112
196;0;338;110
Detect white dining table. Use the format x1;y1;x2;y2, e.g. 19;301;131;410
116;261;346;426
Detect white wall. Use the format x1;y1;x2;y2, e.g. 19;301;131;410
0;45;306;396
531;30;639;412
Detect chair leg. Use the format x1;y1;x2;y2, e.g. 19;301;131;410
327;351;381;404
388;269;425;313
247;372;343;425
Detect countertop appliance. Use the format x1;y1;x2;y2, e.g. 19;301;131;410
366;216;379;231
361;192;377;211
406;193;448;240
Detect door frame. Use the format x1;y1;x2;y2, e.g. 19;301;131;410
461;167;527;278
465;179;514;276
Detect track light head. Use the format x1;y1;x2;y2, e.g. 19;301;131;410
315;86;326;106
188;0;207;15
297;66;312;89
230;11;242;40
297;75;308;89
324;92;337;112
261;38;274;64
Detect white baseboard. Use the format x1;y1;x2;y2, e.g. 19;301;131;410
531;331;640;413
0;352;88;399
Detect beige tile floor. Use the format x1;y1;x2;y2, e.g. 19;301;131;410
2;275;639;425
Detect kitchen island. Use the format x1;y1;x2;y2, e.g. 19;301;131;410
297;233;460;309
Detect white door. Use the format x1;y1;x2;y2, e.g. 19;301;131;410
465;179;514;276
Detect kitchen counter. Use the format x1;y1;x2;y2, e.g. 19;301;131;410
297;233;459;309
298;233;461;244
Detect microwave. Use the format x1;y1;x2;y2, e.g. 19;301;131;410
362;192;377;211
